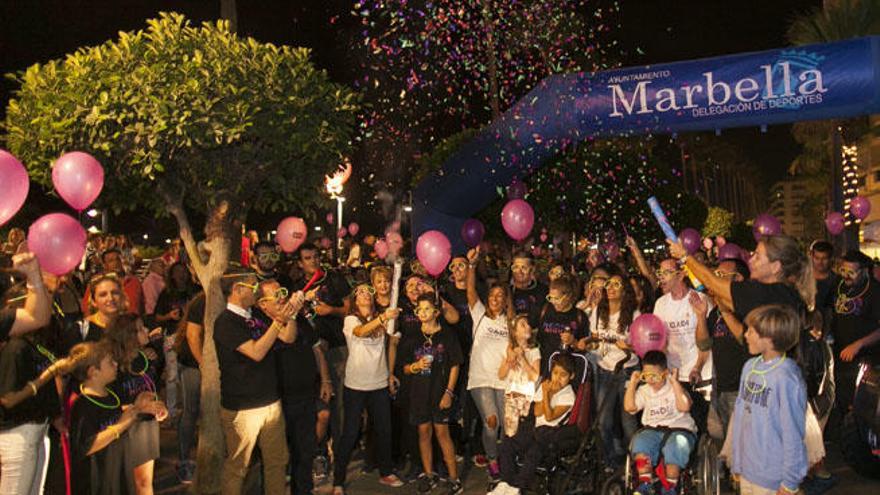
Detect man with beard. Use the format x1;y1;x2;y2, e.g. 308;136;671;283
830;250;880;419
509;252;548;320
292;243;351;455
252;241;294;291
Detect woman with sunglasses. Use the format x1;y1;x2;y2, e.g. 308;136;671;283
587;268;641;468
464;247;514;478
332;284;404;494
577;264;612;315
531;274;589;374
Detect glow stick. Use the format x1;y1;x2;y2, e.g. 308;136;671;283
386;259;403;336
647;196;705;291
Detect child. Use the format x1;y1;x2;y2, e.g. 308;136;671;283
731;304;807;495
67;341;164;495
491;353;578;495
623;351;697;495
400;294;464;495
497;315;541;439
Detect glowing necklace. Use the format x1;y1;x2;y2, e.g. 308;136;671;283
744;354;786;395
835;279;869;315
79;383;121;410
36;344;58;364
134;350;158;399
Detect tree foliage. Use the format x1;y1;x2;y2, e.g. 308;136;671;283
702;206;735;239
4;12;360;220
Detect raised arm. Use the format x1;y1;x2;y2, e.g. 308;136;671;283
466;247;482;309
668;240;733;309
626;236;658;289
10;253;51;337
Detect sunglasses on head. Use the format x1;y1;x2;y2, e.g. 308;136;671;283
236;281;260;294
258;287;289;303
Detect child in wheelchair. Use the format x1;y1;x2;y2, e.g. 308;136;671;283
623;350;697;495
489;353;578;495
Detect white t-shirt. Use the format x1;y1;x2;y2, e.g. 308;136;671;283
653;291;713;381
589;310;641;371
467;300;511;390
342;315;389;391
633;380;697;432
504;346;541;399
534;384;576;428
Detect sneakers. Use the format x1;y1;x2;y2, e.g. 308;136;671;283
313;455;328;482
634;481;654;495
176;461;195;484
488;481;519;495
472;454;490;468
417;473;439;494
447;478;464;495
379;474;405;488
487;459;500;480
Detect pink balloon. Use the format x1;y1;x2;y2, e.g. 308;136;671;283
276;217;307;253
320;237;333;249
27;213;86;275
629;314;668;358
501;199;534;241
348;222;360;237
680;228;701;255
374;239;389;259
52;152;104;211
715;236;726;248
0;150;29;227
416;230;452;277
386;232;404;255
326;212;334;225
337;226;348;238
850;196;871;220
539;232;548;243
825;211;845;235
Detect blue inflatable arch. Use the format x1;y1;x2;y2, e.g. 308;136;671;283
412;36;880;252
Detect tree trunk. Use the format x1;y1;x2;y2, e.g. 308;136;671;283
164;193;234;494
220;0;238;33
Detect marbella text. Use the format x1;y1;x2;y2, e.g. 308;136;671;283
607;62;827;118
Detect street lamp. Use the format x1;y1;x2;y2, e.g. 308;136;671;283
325;158;353;262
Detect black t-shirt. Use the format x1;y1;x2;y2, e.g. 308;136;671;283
293;270;350;348
177;293;205;369
213;308;279;410
397;299;422;341
111;350;164;407
730;280;805;322
276;325;320;400
707;308;752;392
815;273;841;311
69;390;132;495
154;287;197;335
530;303;590;373
441;283;475;356
0;337;61;429
512;282;549;318
831;277;880;355
397;322;463;416
0;308;14;343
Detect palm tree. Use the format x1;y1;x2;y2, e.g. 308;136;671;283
786;0;880;249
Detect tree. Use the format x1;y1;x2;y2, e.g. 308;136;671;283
703;207;735;239
786;0;880;249
3;13;359;492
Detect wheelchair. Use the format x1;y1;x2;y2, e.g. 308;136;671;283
615;426;721;495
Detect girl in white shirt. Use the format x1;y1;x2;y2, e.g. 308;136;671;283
465;247;514;477
498;315;541;438
332;284;403;494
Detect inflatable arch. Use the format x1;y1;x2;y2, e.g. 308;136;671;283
412;36;880;252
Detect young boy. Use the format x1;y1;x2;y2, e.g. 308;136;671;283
491;353;579;495
623;351;697;495
732;304;807;495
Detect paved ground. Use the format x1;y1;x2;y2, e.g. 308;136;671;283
154;425;878;495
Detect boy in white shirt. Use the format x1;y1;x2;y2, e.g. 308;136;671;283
624;351;697;495
490;354;578;495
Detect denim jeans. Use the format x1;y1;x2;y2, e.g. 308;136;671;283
595;367;638;466
631;428;696;468
333;387;393;486
283;398;317;495
163;335;179;417
326;346;349;450
470;387;506;458
0;422;50;495
177;364;201;462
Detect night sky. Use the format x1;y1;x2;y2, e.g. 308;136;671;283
0;0;821;234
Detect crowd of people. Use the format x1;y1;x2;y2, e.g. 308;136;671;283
0;226;877;495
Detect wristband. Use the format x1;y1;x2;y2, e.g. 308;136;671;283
444;388;455;398
27;381;38;396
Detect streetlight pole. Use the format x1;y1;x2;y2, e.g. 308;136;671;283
325;158;352;265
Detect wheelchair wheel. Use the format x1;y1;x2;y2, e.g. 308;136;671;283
694;435;721;495
600;468;626;495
